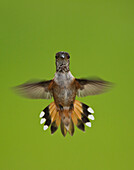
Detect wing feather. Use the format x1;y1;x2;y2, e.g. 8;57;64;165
14;80;53;99
75;78;112;97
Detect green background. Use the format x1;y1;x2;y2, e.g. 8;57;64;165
0;0;134;170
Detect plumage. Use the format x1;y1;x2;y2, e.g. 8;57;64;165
88;115;95;120
14;80;53;99
87;107;94;114
71;112;78;125
15;51;112;136
39;111;45;118
42;106;49;119
43;125;48;131
77;119;85;131
44;117;51;126
74;106;82;120
60;120;67;137
81;114;90;123
40;118;46;124
85;122;91;127
51;121;58;134
68;119;74;136
75;78;112;97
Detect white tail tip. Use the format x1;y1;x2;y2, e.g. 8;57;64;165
43;125;48;131
39;111;45;118
88;115;95;120
87;107;94;114
85;122;91;127
40;118;46;124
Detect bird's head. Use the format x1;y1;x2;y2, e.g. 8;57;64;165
55;51;70;72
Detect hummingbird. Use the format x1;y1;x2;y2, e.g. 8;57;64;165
15;51;112;136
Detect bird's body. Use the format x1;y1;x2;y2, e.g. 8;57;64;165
53;71;75;106
15;51;112;136
52;71;76;133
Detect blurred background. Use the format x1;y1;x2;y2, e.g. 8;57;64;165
0;0;134;169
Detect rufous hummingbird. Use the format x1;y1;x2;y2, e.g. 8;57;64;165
15;51;112;136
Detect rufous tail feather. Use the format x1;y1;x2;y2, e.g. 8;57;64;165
39;100;95;136
39;102;61;134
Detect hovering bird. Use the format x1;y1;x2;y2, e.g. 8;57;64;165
15;52;112;136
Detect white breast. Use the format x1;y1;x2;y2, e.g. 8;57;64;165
54;71;74;87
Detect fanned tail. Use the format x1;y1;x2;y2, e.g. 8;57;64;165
39;102;61;134
39;100;94;136
60;117;74;137
71;100;95;132
59;107;74;137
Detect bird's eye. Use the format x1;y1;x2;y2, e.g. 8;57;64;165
67;55;70;59
55;55;58;59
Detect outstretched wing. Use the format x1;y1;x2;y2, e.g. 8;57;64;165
14;80;53;99
75;78;112;97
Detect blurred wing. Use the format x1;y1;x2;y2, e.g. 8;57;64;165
76;78;112;97
14;80;53;99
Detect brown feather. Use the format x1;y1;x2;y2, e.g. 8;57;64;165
49;102;55;110
74;103;83;113
14;80;53;99
75;100;82;106
75;78;112;97
68;119;74;136
71;111;78;125
74;106;82;120
49;104;55;115
51;109;57;122
60;120;67;137
55;113;61;127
